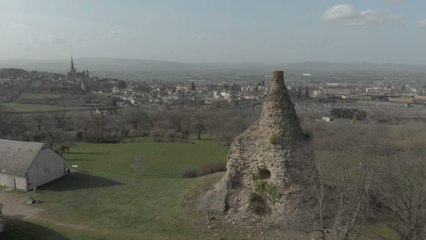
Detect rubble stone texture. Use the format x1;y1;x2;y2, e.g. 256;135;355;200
201;71;314;225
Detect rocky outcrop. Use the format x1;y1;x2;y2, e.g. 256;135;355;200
201;71;315;225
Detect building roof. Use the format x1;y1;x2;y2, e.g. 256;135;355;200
0;139;45;177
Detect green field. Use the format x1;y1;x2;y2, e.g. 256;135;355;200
18;93;62;101
2;139;229;240
1;103;87;112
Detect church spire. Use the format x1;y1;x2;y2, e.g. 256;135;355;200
70;57;76;74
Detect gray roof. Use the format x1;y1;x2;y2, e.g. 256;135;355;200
0;139;45;177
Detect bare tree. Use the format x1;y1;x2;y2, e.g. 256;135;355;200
379;157;426;240
123;108;152;130
0;106;27;137
308;156;380;240
305;123;385;240
191;111;207;140
51;111;69;129
33;113;46;131
90;112;107;128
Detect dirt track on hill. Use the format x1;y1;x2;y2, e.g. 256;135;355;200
0;191;41;219
0;191;93;231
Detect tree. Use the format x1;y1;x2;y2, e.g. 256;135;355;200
308;154;380;240
51;111;69;129
33;113;46;131
304;123;386;240
150;128;165;142
304;86;310;98
191;111;207;140
190;81;196;91
123;108;152;130
90;112;107;128
0;106;27;137
118;80;127;90
379;158;426;240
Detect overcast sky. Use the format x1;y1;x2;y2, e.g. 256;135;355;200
0;0;425;64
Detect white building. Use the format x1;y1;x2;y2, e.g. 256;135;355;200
0;139;66;191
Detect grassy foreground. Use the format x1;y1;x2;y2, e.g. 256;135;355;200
4;139;229;240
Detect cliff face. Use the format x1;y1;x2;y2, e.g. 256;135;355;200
201;71;315;225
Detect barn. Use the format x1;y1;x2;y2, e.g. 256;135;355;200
0;139;66;191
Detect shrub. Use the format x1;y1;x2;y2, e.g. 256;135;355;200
304;130;313;141
180;162;226;178
199;162;226;175
76;131;84;141
150;128;165;142
84;128;122;143
255;180;282;203
269;133;279;145
181;168;199;178
166;129;177;142
32;131;47;141
176;131;190;143
330;108;367;121
128;129;146;138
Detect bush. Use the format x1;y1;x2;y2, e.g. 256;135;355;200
269;133;279;145
150;128;165;142
84;127;122;143
255;180;282;203
166;129;177;142
32;131;47;141
330;108;367;121
176;131;190;143
76;131;84;141
128;129;149;138
180;162;226;178
181;168;199;178
199;162;226;175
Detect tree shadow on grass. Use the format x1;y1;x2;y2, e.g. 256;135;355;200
66;158;94;162
38;172;124;192
2;217;70;240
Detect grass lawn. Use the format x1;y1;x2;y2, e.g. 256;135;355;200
5;139;229;240
1;103;88;112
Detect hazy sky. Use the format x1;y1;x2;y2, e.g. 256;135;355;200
0;0;425;64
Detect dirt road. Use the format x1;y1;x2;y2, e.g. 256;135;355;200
0;191;41;219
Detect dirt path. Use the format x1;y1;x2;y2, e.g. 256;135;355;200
0;191;41;219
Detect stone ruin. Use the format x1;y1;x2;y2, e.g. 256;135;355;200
201;70;316;226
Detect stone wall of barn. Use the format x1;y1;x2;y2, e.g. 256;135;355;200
26;148;66;190
0;174;27;190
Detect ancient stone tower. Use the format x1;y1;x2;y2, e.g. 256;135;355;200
201;71;315;225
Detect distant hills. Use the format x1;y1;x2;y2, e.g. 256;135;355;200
0;58;281;73
1;58;425;73
1;58;425;81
